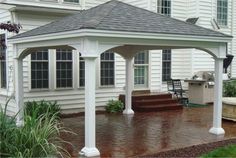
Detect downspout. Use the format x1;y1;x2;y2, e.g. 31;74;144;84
8;6;17;96
230;0;234;78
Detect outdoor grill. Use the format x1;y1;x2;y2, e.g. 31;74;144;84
185;71;215;105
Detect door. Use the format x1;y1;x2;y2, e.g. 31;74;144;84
134;51;149;89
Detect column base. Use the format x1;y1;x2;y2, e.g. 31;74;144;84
123;109;134;115
79;147;100;157
209;127;225;135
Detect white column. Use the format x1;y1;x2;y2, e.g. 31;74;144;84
123;57;134;115
209;58;225;135
80;57;100;157
14;58;24;127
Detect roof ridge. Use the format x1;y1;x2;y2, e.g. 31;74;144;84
82;0;119;29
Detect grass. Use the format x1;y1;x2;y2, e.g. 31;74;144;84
202;145;236;158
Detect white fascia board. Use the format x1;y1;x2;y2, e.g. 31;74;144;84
2;0;81;11
9;29;233;44
0;3;16;10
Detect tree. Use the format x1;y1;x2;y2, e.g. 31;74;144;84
0;22;21;59
0;22;21;34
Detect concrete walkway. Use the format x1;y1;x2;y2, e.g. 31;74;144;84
61;105;236;157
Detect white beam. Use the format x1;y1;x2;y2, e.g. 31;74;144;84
123;57;134;115
14;58;24;126
209;58;225;135
80;57;100;157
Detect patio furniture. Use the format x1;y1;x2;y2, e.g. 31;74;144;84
167;79;189;106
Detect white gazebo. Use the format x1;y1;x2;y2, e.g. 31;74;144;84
9;0;233;157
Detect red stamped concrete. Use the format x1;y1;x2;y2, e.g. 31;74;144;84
61;105;236;157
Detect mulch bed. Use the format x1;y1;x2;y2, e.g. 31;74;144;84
144;138;236;158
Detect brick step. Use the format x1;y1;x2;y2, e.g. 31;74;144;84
119;93;172;101
133;104;183;112
133;98;178;106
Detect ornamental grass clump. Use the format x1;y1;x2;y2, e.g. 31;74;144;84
0;99;71;157
105;100;124;113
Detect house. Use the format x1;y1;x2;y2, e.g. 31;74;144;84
0;0;236;113
0;0;234;157
0;0;235;115
0;0;236;114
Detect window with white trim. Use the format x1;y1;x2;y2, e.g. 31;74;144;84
0;34;7;89
100;52;115;86
31;50;49;89
157;0;171;16
162;49;171;81
56;49;73;88
134;51;149;87
217;0;228;26
79;54;85;87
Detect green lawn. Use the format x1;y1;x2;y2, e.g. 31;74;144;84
202;145;236;158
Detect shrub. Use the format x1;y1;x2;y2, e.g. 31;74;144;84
223;80;236;97
0;99;71;157
0;98;17;157
25;100;60;119
105;100;124;113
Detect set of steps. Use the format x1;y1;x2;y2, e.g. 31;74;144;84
119;93;183;112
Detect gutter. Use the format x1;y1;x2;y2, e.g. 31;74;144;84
8;29;233;44
230;0;235;78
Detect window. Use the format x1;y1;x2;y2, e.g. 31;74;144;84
64;0;79;3
100;52;115;86
79;54;85;87
217;0;228;26
157;0;171;16
31;50;49;89
134;51;149;87
162;49;171;81
0;34;6;89
56;49;73;88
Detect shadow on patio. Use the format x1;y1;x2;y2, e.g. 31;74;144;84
61;105;236;157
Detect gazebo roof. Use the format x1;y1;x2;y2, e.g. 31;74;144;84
11;0;232;39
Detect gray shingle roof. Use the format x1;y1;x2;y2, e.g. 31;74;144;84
11;0;232;39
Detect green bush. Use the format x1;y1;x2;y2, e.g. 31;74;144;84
223;80;236;97
0;99;71;157
0;99;17;157
25;100;60;119
201;145;236;158
105;100;124;113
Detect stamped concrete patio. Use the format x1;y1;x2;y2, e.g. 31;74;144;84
61;105;236;157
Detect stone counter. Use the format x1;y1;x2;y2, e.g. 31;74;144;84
222;97;236;121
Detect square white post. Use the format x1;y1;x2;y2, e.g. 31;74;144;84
80;56;100;157
14;58;24;126
123;57;134;115
209;58;225;135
